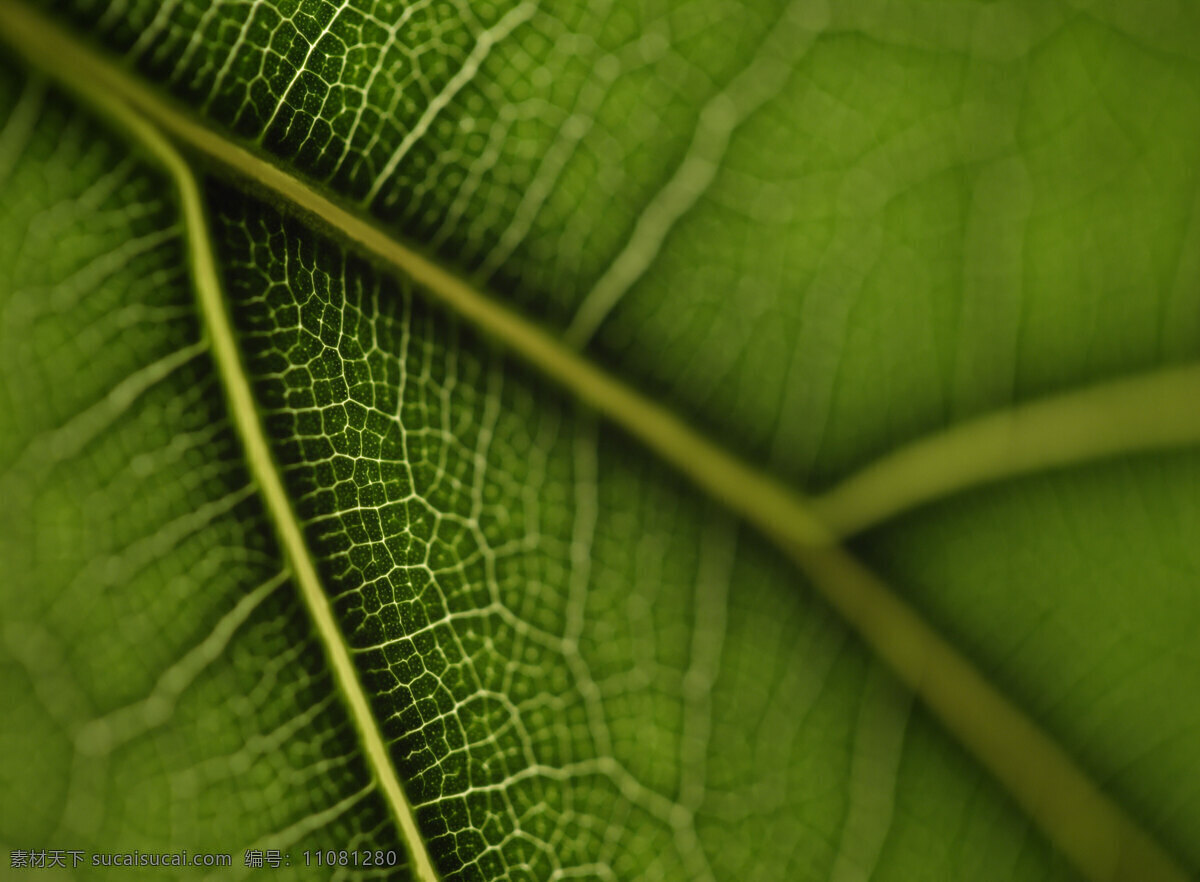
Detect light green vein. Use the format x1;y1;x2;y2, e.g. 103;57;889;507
0;4;1191;880
0;27;442;882
814;363;1200;537
167;122;442;882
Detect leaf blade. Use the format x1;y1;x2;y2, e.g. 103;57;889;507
0;3;1195;878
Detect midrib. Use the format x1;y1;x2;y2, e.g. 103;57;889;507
0;4;1191;881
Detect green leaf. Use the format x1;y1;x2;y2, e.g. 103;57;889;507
1;1;1198;880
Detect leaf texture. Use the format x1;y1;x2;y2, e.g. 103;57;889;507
2;1;1199;880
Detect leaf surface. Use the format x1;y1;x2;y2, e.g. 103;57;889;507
1;1;1198;880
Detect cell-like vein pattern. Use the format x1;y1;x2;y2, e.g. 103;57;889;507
217;191;735;881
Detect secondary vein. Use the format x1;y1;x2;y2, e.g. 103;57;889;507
814;362;1200;537
0;4;1191;880
171;123;444;882
0;27;443;882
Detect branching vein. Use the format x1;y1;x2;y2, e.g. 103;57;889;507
0;4;1194;881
